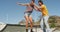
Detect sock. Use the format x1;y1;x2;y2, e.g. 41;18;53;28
26;29;28;32
31;29;33;32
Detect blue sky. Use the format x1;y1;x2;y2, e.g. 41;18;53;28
0;0;60;24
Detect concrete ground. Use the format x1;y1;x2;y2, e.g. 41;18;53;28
28;28;60;32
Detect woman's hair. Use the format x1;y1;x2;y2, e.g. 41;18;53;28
31;5;34;8
38;0;43;4
32;0;35;3
30;0;35;8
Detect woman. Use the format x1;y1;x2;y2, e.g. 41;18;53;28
17;0;35;32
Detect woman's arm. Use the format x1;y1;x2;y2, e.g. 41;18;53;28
17;2;28;6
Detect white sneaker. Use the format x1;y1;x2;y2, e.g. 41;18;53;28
46;29;52;32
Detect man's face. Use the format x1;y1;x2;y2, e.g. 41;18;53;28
38;2;42;6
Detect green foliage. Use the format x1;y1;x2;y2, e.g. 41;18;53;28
50;23;56;28
48;16;56;28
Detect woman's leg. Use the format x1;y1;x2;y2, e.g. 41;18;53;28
29;15;33;32
24;13;29;32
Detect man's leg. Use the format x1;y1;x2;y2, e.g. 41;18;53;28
44;16;51;32
40;17;44;32
24;14;29;32
29;15;33;32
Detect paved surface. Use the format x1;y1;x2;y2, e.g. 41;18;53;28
53;30;60;32
28;28;60;32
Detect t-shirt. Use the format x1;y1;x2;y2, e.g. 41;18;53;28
40;5;48;16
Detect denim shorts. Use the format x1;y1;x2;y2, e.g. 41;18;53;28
24;11;32;17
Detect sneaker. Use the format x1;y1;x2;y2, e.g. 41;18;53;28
46;28;52;32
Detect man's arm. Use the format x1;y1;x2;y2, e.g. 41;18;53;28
34;4;39;9
17;2;28;6
34;6;39;11
34;3;41;11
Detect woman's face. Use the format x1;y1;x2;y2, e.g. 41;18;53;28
30;1;34;5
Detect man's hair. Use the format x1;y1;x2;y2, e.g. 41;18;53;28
32;0;35;2
38;0;43;4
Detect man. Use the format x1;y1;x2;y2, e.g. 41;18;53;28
17;0;35;32
33;0;51;32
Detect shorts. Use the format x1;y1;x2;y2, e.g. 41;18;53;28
24;11;32;17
